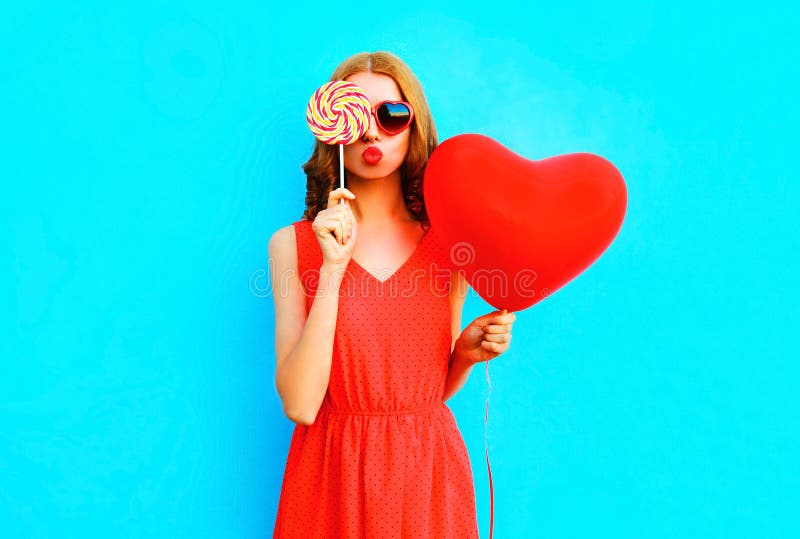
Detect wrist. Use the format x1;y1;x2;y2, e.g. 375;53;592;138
317;262;348;293
451;337;475;368
320;261;348;273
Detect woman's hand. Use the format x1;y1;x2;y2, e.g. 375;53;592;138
312;187;358;268
454;309;516;365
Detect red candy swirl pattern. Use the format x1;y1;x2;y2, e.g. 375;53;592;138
306;81;371;145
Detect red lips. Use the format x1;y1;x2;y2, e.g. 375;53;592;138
362;146;383;165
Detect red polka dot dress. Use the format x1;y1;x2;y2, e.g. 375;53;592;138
273;219;479;538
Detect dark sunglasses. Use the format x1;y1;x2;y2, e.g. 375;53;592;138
370;101;415;135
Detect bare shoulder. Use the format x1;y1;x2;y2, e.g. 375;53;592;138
268;224;298;270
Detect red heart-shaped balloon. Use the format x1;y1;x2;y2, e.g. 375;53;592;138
424;134;627;311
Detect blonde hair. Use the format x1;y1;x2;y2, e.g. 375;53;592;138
300;51;438;229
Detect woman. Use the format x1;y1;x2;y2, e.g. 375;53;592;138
269;51;516;538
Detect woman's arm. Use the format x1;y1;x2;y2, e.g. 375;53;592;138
443;270;474;401
442;270;516;401
268;225;345;425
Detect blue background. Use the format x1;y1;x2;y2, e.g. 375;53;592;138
3;1;797;537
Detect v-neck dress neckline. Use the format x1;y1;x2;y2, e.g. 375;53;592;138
349;229;430;284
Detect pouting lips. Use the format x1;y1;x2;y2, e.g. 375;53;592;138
362;146;383;165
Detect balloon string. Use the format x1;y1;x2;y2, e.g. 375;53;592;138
484;360;494;539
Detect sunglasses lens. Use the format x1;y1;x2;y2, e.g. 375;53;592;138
377;102;412;133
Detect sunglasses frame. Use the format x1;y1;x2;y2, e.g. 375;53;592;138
370;100;415;135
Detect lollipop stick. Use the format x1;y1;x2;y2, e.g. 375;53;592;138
339;144;345;205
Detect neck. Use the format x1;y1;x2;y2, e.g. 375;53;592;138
346;170;414;227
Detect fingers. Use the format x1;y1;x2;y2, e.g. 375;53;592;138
326;187;356;209
497;310;516;324
343;203;353;243
316;211;348;246
483;331;511;344
320;188;356;245
484;309;515;326
481;340;508;354
334;221;344;245
482;309;514;356
483;323;513;334
483;310;515;334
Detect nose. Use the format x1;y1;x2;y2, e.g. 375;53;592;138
361;109;381;143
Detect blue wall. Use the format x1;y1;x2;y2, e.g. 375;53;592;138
2;1;797;537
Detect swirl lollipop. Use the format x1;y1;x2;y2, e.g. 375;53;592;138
306;81;371;197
